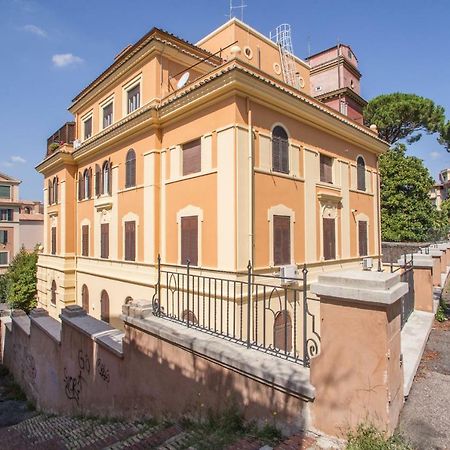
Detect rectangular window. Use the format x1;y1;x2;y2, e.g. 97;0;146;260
51;227;56;255
124;221;136;261
83;117;92;140
0;185;11;199
0;209;13;221
127;84;140;114
0;252;8;265
182;139;201;176
0;230;8;244
102;102;113;128
358;221;368;257
81;225;89;257
323;218;336;260
101;223;109;259
320;154;333;184
181;216;198;266
273;215;291;266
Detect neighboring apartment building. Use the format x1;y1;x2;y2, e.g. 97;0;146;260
36;18;388;329
0;172;44;273
430;168;450;210
306;44;366;124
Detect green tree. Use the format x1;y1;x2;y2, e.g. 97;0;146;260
5;248;38;313
379;145;437;242
364;93;450;150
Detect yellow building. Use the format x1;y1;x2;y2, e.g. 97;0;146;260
36;19;387;335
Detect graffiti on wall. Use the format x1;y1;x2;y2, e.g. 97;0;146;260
96;358;110;383
62;349;91;405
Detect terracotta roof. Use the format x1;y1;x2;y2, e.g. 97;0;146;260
0;171;20;184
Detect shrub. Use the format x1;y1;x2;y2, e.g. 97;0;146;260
346;424;412;449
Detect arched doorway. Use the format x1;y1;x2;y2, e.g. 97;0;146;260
81;284;89;312
100;290;110;323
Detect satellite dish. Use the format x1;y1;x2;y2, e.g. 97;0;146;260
177;72;190;89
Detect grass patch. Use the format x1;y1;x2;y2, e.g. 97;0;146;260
346;424;412;450
182;406;281;450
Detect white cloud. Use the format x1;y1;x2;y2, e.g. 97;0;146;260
22;24;47;37
1;155;27;168
430;151;441;160
11;155;26;164
52;53;83;68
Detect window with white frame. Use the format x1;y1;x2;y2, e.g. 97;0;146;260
0;185;11;199
102;102;113;128
0;209;13;221
127;84;140;114
0;230;8;244
0;252;8;265
83;116;92;140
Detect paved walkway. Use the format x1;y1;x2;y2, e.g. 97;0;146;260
399;280;450;449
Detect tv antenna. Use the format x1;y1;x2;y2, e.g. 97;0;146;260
229;0;246;21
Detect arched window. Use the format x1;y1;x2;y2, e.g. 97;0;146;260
48;180;52;205
102;161;110;195
357;156;366;191
273;310;292;353
83;169;90;199
182;309;198;325
95;164;101;196
51;280;57;305
52;177;58;204
100;290;110;323
125;149;136;188
272;126;289;174
82;284;89;312
78;171;84;201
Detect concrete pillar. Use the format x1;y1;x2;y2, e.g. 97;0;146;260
310;270;408;437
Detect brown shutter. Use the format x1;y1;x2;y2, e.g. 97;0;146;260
100;290;110;323
51;227;56;255
181;216;198;266
182;139;201;176
323;218;336;260
82;225;89;257
272;137;280;172
88;167;93;198
54;177;58;203
281;140;289;173
320;155;333;183
48;180;52;205
124;221;136;261
108;159;112;195
101;223;109;259
357;157;366;191
358;221;368;256
273;215;290;265
95;164;101;196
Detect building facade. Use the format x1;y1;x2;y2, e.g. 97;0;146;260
430;168;450;210
0;172;44;273
306;44;366;124
36;19;387;329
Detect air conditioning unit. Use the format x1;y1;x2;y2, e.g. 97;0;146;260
73;139;82;149
362;257;373;271
280;265;297;284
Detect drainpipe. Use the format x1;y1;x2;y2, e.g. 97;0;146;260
376;157;383;270
246;97;254;265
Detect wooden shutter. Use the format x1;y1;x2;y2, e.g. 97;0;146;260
82;225;89;257
357;157;366;191
54;178;58;203
124;221;136;261
126;150;136;188
48;180;52;205
323;218;336;260
273;310;292;352
100;290;110;323
273;215;290;266
182;139;201;176
82;284;89;312
181;216;198;266
51;227;56;255
108;159;112;195
88;167;93;198
281;139;289;173
95;164;101;196
320;155;333;184
272;137;281;172
101;223;109;259
358;221;368;256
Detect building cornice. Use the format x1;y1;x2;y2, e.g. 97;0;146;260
315;87;367;107
35;148;76;175
310;56;361;79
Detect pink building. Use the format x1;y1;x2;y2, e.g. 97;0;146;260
306;44;366;124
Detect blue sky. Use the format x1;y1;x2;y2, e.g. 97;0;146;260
1;0;449;200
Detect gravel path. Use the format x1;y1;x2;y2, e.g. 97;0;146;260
398;281;450;449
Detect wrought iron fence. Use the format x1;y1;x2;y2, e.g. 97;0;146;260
391;254;414;328
151;256;320;367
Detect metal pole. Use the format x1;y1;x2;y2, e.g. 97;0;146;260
186;259;190;328
247;261;252;348
302;264;308;367
157;254;161;317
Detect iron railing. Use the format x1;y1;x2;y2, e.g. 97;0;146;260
151;256;320;367
391;254;415;328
